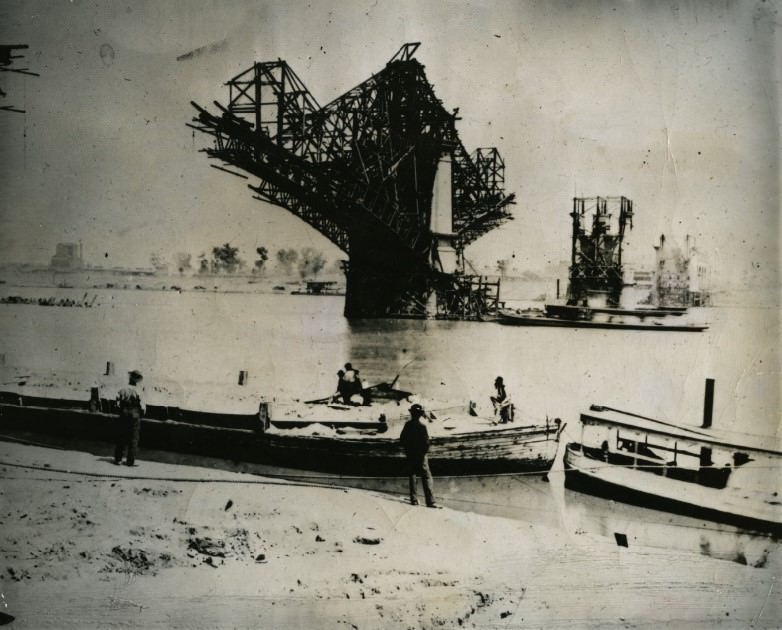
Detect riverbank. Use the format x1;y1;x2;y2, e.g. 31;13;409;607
0;440;778;628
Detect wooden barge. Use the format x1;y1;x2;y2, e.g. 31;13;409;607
497;305;708;332
0;387;564;477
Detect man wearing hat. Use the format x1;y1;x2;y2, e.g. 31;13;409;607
399;403;436;507
114;369;146;466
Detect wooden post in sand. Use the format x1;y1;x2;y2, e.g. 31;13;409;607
258;401;269;432
105;362;114;376
238;370;249;386
702;378;715;428
89;387;102;412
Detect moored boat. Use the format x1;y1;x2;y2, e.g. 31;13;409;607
497;306;708;332
563;394;782;536
0;379;565;477
290;280;345;296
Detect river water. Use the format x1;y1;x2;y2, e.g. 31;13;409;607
0;280;780;565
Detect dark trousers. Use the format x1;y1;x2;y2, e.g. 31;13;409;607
407;455;435;506
115;412;141;465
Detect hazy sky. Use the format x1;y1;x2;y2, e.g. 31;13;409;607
1;1;779;288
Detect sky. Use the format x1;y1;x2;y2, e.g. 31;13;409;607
0;0;779;289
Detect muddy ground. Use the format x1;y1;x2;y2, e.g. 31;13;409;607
0;441;779;628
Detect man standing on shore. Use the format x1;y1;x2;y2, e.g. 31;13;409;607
114;370;145;466
399;403;436;507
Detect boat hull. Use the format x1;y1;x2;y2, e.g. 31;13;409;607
497;309;707;332
564;443;782;536
0;402;562;477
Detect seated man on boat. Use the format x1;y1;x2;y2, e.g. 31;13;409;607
339;363;366;405
490;376;514;423
332;369;348;404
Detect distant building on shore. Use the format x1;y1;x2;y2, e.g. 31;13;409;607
50;242;83;271
630;269;654;290
653;234;710;306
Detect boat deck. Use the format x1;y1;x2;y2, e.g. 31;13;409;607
497;308;708;332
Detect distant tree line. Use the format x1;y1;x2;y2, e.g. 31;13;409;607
152;245;329;279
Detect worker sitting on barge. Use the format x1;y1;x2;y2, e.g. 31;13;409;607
337;363;366;405
490;376;513;423
332;369;348;403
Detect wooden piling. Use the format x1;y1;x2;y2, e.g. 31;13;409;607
238;370;249;386
89;387;101;412
105;362;114;376
258;401;269;431
702;378;715;428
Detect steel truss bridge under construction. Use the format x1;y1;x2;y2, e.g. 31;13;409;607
190;43;515;319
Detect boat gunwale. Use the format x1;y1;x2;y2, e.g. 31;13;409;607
0;402;562;476
497;310;708;332
0;401;562;444
580;410;782;457
563;442;782;532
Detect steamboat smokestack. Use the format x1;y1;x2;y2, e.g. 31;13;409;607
702;378;715;428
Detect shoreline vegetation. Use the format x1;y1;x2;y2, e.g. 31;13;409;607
1;440;779;629
0;267;778;308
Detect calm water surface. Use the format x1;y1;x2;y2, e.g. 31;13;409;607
1;285;779;565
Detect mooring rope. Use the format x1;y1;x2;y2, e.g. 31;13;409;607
1;457;777;537
0;456;553;485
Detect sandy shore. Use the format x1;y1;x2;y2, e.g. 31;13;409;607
0;440;779;629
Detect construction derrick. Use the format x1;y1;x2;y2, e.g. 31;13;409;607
1;44;39;113
567;196;633;307
189;43;514;319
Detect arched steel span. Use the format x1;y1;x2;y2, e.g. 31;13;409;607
189;43;515;319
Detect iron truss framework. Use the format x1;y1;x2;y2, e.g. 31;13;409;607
189;43;514;318
1;44;39;113
567;196;634;306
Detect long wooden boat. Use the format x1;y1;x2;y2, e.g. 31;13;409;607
563;404;782;536
545;303;687;319
589;306;686;318
0;385;565;477
497;307;708;332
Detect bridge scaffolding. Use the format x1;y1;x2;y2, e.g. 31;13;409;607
567;196;634;306
189;43;514;319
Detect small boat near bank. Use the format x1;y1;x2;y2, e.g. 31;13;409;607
563;389;782;536
497;303;708;332
290;280;345;296
0;380;564;477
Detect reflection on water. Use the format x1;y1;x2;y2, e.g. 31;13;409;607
272;462;780;568
334;464;780;568
333;469;563;530
559;482;779;568
0;287;779;565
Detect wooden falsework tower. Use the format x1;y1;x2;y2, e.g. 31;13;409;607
189;43;514;319
567;196;633;306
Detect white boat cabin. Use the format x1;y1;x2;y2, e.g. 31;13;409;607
576;406;782;494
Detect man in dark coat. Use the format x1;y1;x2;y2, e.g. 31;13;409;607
114;369;145;466
399;403;436;507
332;369;348;403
